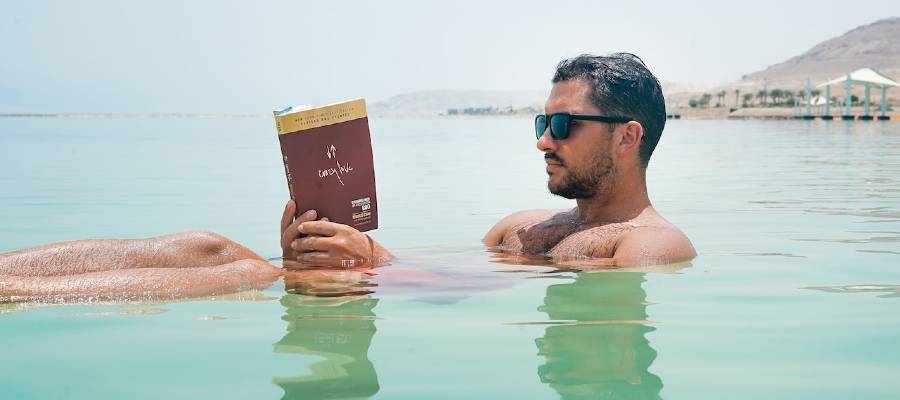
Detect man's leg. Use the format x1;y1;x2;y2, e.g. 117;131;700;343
1;258;280;302
0;231;281;302
0;230;262;277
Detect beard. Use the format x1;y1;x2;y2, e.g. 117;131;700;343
547;153;615;199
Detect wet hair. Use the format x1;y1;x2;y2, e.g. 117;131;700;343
552;53;666;168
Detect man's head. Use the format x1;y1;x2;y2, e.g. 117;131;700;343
538;53;666;199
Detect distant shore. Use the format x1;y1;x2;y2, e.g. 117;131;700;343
2;109;897;120
671;106;898;120
0;112;264;118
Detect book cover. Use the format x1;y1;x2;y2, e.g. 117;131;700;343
273;98;378;232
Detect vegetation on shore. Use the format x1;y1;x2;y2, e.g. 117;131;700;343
688;88;868;109
444;105;541;116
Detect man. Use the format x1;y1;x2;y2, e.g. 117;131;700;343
1;53;693;302
286;53;695;267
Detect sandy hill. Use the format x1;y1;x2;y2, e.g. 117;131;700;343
742;17;900;84
665;17;900;111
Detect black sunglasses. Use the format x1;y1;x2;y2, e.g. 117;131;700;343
535;113;632;140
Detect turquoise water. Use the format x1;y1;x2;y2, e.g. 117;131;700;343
1;117;899;399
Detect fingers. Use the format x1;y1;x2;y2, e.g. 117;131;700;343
281;224;299;254
298;220;345;237
280;200;296;234
292;236;332;253
296;209;318;224
281;209;318;251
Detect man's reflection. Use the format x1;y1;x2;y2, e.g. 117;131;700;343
272;270;380;400
536;272;662;399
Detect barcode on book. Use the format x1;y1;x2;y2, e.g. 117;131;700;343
351;197;371;211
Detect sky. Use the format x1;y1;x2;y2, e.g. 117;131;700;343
1;0;898;112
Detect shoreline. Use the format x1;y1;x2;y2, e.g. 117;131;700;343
1;110;897;121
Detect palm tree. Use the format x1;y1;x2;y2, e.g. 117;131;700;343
700;93;712;108
784;91;795;107
770;89;783;105
742;93;754;107
756;89;767;106
734;89;741;107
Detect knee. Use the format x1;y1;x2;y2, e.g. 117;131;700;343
184;230;230;253
177;230;261;262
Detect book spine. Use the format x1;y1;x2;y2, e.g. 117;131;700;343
278;138;297;216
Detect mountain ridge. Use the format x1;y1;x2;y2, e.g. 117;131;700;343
741;17;900;83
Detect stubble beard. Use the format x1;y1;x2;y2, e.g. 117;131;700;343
548;153;615;200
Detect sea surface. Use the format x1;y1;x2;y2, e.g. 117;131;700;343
1;116;899;399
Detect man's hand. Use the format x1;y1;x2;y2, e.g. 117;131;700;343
280;200;319;260
281;199;393;268
291;220;376;268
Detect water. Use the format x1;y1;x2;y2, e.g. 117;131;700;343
1;117;899;399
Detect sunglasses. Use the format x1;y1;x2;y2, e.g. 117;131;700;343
535;113;632;140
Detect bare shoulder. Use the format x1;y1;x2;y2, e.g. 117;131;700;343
482;209;564;246
613;225;696;267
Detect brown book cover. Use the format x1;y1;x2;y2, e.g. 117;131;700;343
273;98;378;231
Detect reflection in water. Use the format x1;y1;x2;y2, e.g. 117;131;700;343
805;284;900;298
536;272;662;399
273;294;380;400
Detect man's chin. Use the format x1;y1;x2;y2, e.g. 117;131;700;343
548;183;577;199
548;180;592;200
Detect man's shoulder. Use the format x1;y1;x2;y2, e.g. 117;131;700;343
613;224;696;266
482;208;567;246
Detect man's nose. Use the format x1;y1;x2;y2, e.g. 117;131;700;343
536;127;556;152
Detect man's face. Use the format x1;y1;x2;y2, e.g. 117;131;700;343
538;79;616;200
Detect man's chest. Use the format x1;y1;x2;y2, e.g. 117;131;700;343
500;221;636;259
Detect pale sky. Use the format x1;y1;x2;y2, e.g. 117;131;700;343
1;0;898;112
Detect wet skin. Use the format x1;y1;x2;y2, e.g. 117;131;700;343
0;231;281;302
0;80;694;301
482;80;695;267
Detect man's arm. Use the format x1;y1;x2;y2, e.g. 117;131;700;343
482;216;512;247
0;230;263;277
484;210;532;246
612;227;696;267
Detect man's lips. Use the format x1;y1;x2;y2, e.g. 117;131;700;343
545;154;563;174
544;154;564;168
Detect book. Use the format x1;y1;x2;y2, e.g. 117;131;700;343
273;98;378;232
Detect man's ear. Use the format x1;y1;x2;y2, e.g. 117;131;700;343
615;121;644;157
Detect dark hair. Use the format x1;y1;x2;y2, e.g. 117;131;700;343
552;53;666;168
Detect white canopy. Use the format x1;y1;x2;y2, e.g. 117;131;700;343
809;96;829;106
817;68;900;88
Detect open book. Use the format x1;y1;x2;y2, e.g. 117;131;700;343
273;98;378;231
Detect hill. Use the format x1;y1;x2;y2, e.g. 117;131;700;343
742;17;900;83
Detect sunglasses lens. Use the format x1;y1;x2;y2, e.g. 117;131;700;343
535;115;547;140
550;114;570;139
